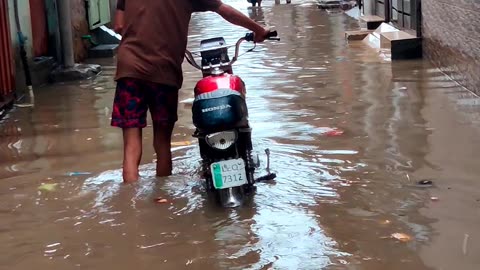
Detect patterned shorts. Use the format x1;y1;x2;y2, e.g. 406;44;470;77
111;78;179;128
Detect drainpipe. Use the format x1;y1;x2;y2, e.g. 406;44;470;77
13;0;34;107
57;0;74;67
416;0;422;37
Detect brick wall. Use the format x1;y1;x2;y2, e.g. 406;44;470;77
422;0;480;95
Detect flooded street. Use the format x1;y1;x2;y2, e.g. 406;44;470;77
1;1;480;269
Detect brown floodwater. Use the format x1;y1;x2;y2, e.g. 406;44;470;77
1;1;480;269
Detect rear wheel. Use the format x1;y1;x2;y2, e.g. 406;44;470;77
217;186;246;208
198;130;256;207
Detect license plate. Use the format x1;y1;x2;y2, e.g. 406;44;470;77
210;159;248;189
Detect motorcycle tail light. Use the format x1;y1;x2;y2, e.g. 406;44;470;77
205;131;237;150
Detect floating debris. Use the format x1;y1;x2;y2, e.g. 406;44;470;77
416;179;433;187
324;129;344;137
38;183;58;192
391;233;412;242
155;198;169;204
463;234;469;255
379;219;392;225
66;172;92;176
171;141;193;146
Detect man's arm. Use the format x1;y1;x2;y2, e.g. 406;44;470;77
212;3;270;43
114;0;125;34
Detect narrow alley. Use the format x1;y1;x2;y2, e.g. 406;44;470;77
1;1;480;270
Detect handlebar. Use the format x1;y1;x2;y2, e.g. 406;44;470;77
185;30;280;71
245;30;280;42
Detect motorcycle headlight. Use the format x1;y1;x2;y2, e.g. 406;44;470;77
205;131;237;150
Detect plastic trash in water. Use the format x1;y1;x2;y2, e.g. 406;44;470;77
155;198;169;204
171;141;193;146
38;183;58;192
325;128;345;137
416;179;433;188
379;219;392;225
391;233;412;242
66;172;92;176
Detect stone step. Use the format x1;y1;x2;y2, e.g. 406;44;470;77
372;22;399;39
359;15;385;30
88;44;119;58
93;26;122;45
360;22;398;48
360;23;422;60
31;56;56;87
318;0;341;9
317;0;357;10
380;31;422;60
0;92;14;118
380;31;416;48
345;29;373;41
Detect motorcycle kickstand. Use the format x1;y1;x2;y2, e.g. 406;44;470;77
255;148;277;183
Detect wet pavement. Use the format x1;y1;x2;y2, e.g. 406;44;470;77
1;1;480;269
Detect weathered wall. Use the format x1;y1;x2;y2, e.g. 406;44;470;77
422;0;480;95
29;0;48;56
1;0;15;104
108;0;116;28
29;0;48;57
72;0;90;62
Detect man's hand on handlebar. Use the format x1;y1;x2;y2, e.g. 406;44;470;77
254;28;272;43
246;30;280;43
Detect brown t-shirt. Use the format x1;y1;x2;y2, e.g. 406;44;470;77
115;0;222;88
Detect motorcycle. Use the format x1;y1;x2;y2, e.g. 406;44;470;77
184;31;279;208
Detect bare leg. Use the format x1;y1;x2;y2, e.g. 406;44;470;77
122;128;142;183
153;123;175;177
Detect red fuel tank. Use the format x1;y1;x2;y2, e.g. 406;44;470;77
194;74;246;97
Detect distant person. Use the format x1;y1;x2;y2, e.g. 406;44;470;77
248;0;262;7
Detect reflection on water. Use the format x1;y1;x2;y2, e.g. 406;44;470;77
2;1;480;269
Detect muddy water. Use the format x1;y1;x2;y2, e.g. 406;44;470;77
2;1;480;269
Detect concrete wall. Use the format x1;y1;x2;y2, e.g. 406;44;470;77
422;0;480;96
362;0;376;16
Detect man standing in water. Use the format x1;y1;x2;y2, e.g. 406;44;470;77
112;0;271;182
248;0;263;7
